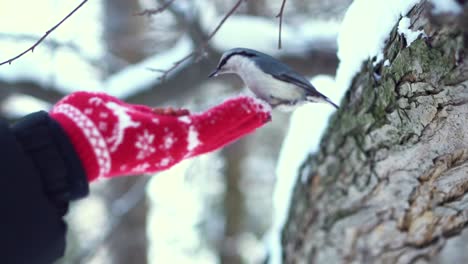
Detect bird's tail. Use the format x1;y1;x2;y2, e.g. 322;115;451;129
306;94;339;109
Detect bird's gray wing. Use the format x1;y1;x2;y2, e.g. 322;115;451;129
274;71;329;100
252;57;320;95
252;55;338;107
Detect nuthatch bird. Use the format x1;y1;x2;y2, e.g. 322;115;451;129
209;48;338;110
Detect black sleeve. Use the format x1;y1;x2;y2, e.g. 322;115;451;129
0;111;89;264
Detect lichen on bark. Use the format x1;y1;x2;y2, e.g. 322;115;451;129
282;2;468;263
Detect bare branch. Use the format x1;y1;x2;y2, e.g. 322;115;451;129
0;0;88;66
156;0;244;81
146;67;167;73
0;33;80;51
157;52;197;82
204;0;244;42
276;0;287;49
0;32;106;68
134;0;177;16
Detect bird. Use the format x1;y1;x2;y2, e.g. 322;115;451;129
208;48;338;110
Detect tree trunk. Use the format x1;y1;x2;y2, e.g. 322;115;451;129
220;141;247;264
102;1;148;263
104;0;147;73
282;2;468;263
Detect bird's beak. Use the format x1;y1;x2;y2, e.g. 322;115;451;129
208;69;219;78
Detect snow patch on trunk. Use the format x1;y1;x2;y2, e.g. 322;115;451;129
269;76;338;264
336;0;421;92
398;17;425;47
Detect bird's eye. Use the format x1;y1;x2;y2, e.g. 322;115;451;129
218;57;228;69
240;51;256;58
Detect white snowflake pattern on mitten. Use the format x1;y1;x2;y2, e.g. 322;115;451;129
135;130;156;160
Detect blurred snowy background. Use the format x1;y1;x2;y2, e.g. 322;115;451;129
0;0;352;263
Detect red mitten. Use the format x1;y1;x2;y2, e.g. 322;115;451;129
50;92;271;182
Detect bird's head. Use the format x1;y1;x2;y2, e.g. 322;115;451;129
208;48;258;78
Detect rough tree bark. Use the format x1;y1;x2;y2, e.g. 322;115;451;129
282;2;468;263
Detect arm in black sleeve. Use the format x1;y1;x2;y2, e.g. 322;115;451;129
0;111;89;264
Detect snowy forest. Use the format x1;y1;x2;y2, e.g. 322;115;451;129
1;0;467;263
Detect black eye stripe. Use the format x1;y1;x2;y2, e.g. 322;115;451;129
217;51;256;69
218;57;229;68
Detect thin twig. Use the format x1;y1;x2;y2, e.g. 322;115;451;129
156;0;244;81
0;0;88;66
134;0;177;16
204;0;244;41
0;32;104;67
146;67;167;73
0;33;80;51
276;0;287;49
155;53;197;82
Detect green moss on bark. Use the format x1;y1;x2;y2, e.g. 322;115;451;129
282;3;465;262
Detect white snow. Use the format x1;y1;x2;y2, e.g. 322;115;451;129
269;76;339;264
384;59;391;67
372;52;384;67
246;96;272;114
336;0;421;92
398;17;425;47
178;116;191;124
430;0;462;14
